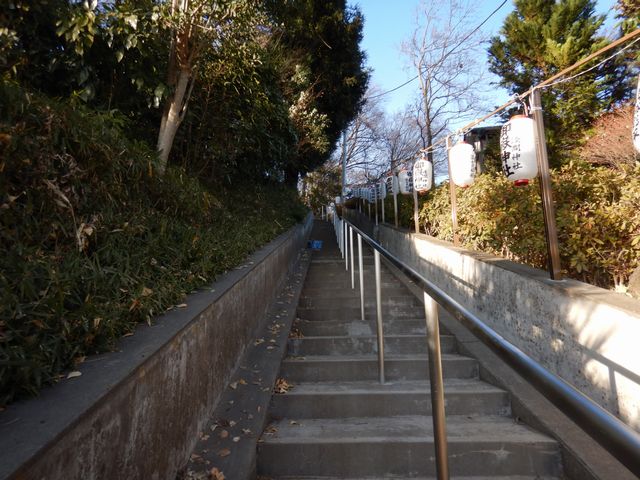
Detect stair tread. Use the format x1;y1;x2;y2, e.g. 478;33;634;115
262;415;556;444
283;353;472;362
274;477;560;480
289;334;452;340
273;378;505;395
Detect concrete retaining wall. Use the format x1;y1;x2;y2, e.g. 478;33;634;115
348;210;640;431
0;214;313;480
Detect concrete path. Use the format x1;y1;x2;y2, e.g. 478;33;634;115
257;219;564;479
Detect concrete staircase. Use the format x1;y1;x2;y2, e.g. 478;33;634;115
257;221;563;479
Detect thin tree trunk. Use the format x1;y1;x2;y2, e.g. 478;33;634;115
157;68;191;175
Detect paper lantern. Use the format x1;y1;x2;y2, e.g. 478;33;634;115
369;186;377;203
634;75;640;154
413;158;433;192
500;115;538;186
397;169;413;194
385;174;399;195
376;181;387;200
449;141;476;187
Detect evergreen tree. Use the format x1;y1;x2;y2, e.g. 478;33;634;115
264;0;370;183
488;0;624;164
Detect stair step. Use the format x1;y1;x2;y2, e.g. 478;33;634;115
298;295;421;309
297;306;425;321
272;476;561;479
280;354;478;382
300;286;410;299
293;319;436;336
287;334;456;356
270;379;510;418
258;415;562;477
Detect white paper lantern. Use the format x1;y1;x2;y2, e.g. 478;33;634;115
634;75;640;154
385;174;399;195
449;141;476;187
500;115;538;186
397;169;413;194
413;158;433;193
376;181;387;200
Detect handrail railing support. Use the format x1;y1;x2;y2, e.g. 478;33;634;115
350;226;355;289
424;292;450;480
374;250;385;384
358;233;365;321
344;221;348;271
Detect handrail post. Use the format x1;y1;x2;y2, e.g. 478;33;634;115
374;250;385;384
424;292;450;480
344;221;349;271
358;233;365;321
350;226;355;289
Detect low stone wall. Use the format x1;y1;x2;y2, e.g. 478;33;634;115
0;214;313;480
358;215;640;432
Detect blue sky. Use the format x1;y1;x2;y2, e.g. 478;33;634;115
354;0;619;118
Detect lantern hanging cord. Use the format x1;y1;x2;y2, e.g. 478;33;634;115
411;27;640;157
538;36;640;90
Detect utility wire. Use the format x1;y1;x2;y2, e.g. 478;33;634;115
414;27;640;157
356;27;640;186
368;0;509;101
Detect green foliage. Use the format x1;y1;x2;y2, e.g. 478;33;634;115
265;0;370;181
487;0;631;165
0;82;306;404
303;164;342;213
418;164;640;289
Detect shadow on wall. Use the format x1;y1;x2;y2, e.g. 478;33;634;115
346;208;640;432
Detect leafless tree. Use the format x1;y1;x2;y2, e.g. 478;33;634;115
330;88;388;186
403;0;487;163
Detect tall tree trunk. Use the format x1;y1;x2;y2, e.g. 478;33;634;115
157;68;191;175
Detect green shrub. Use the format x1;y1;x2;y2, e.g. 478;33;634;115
417;162;640;289
0;82;306;404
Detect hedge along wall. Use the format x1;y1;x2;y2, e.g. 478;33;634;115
379;161;640;291
0;214;313;480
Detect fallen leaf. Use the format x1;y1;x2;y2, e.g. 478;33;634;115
177;303;188;308
274;378;293;394
123;332;134;337
241;428;252;435
141;287;153;297
219;430;229;439
217;448;231;457
238;379;247;385
229;382;238;390
67;371;82;379
229;420;237;427
200;434;210;441
209;468;225;480
289;420;300;426
254;338;265;346
232;437;240;443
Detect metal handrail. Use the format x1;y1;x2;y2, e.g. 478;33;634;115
334;214;640;479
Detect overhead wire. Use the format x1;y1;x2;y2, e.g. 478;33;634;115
367;0;509;101
414;26;640;157
354;27;640;187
